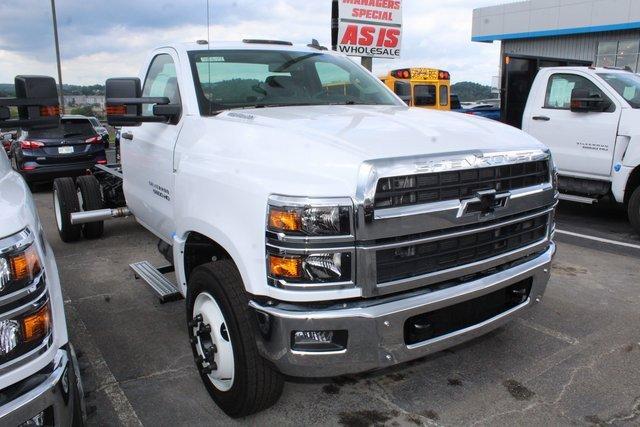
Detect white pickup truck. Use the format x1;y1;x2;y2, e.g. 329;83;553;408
523;66;640;232
54;40;557;417
0;76;84;425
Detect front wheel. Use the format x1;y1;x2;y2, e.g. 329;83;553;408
186;260;283;418
628;185;640;234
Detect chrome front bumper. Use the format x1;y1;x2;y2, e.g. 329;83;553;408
0;345;84;426
251;243;555;377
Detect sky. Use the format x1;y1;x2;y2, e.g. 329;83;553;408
0;0;502;86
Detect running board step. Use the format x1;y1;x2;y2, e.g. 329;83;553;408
130;261;182;303
558;193;598;204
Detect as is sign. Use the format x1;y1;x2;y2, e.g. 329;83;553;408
333;0;403;59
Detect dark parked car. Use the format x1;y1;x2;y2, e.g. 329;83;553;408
464;104;501;121
11;116;107;182
88;116;110;148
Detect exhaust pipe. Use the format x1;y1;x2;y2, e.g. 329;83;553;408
71;207;131;225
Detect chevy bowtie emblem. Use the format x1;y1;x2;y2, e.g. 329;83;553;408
458;190;511;219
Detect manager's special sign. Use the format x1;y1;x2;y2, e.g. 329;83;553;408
336;0;402;59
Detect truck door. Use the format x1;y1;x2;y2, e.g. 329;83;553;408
525;72;620;178
121;51;183;241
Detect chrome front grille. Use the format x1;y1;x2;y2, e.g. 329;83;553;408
375;213;549;284
375;160;549;209
353;149;557;298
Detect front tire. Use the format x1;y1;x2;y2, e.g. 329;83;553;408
53;178;82;242
628;185;640;234
186;260;283;418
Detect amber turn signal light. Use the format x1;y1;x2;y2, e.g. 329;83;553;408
268;255;302;279
39;106;60;117
268;208;301;232
22;303;51;343
9;245;41;282
106;105;127;115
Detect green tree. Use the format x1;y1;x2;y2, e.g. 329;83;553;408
70;105;95;116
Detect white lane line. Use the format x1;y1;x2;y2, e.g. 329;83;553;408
555;229;640;250
518;319;579;346
65;304;143;426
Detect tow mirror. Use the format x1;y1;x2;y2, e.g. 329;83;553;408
570;89;610;113
106;77;181;126
0;76;60;130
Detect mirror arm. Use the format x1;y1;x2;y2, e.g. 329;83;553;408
106;96;170;106
0;97;60;107
0;118;58;129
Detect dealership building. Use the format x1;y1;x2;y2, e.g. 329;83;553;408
472;0;640;127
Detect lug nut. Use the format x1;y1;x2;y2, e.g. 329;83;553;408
197;324;211;337
188;314;203;328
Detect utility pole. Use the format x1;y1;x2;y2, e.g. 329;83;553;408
361;57;373;72
50;0;64;112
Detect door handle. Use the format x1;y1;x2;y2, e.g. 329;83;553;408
532;116;550;121
122;132;134;140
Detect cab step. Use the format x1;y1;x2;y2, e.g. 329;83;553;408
130;261;183;303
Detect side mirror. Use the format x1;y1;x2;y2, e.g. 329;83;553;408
0;76;60;130
570;89;610;113
106;77;181;126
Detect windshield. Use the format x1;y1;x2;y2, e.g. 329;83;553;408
26;119;97;139
598;72;640;108
188;49;402;114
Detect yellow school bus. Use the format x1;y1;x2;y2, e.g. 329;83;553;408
381;68;451;110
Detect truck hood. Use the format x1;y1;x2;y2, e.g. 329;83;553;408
215;105;546;160
0;152;33;238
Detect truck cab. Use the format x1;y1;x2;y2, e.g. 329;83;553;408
0;76;84;426
0;150;84;426
523;67;640;232
55;40;557;418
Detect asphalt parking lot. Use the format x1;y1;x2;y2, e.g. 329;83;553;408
29;182;640;426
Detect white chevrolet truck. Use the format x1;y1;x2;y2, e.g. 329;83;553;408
0;76;84;425
523;66;640;233
53;40;557;417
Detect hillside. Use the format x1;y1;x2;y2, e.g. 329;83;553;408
0;83;105;97
451;82;495;102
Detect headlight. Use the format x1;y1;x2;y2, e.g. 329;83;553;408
0;230;42;294
266;196;355;289
267;198;352;237
0;299;51;363
268;252;351;283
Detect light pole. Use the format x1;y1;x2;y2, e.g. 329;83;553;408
50;0;64;112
